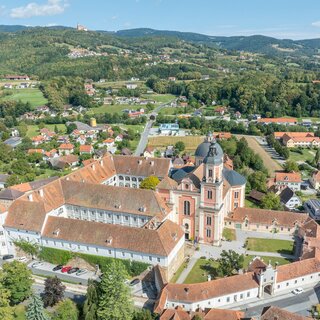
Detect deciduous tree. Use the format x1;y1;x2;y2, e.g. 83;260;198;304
140;175;160;190
43;276;66;307
52;298;78;320
219;250;244;276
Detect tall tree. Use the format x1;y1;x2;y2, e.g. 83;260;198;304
283;160;299;173
52;299;78;320
1;260;33;304
43;276;66;307
83;280;98;320
26;294;49;320
97;260;133;320
261;192;282;210
314;148;320;165
140;176;160;190
219;250;244;276
0;273;14;320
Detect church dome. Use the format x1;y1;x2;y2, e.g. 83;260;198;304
203;140;224;165
195;141;211;158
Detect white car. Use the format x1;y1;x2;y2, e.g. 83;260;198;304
292;287;304;295
17;256;28;263
31;261;44;268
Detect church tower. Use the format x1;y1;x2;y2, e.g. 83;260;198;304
200;138;224;246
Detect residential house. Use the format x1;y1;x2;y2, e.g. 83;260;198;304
115;134;123;142
58;144;74;156
168;77;176;82
248;189;266;204
275;172;302;191
257;118;298;125
102;138;115;149
126;83;138;90
310;170;320;190
144;147;155;158
76;135;87;145
282;134;320;148
260;306;309;320
274;132;314;140
279;187;302;210
5;75;30;81
3;84;13;89
50;155;79;169
79;145;94;155
201;75;210;80
57;136;70;144
215;106;227;115
304;199;320;221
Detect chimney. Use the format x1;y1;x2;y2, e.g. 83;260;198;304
138;160;142;165
38;189;44;198
92;164;95;171
100;160;104;167
28;194;33;202
53;228;60;236
150;161;154;166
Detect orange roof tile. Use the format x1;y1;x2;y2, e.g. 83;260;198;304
275;172;302;183
59;143;74;150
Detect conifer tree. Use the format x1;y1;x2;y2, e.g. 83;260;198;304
97;261;133;320
83;280;98;320
26;294;49;320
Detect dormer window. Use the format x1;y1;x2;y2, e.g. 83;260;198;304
185;184;189;190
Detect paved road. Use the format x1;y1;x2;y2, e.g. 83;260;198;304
134;100;176;156
235;284;320;318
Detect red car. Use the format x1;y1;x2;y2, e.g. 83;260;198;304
61;266;72;273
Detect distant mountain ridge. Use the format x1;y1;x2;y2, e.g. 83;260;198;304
1;25;320;56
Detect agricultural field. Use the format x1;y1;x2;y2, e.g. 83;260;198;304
148;135;204;152
0;88;47;108
26;124;67;138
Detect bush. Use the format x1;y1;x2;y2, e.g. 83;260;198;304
38;247;149;277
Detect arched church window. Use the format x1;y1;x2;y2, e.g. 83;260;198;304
184;201;190;215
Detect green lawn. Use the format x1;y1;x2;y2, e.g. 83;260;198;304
26;124;67;138
243;255;292;268
184;258;219;284
184;255;292;284
87;104;142;115
0;88;47;108
144;93;176;103
245;238;294;255
289;148;316;163
170;260;188;283
119;124;145;134
222;228;236;241
159;107;185;115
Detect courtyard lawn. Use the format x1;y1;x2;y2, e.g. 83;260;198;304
222;228;236;241
0;88;47;108
170;260;188;283
243;255;292;268
245;238;294;255
184;258;219;284
148;136;204;152
26;124;67;138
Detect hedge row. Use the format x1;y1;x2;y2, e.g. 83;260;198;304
38;247;149;277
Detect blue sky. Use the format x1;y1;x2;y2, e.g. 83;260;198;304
1;0;320;39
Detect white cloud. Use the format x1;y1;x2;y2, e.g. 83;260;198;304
10;0;68;19
111;15;118;20
312;21;320;27
0;5;6;16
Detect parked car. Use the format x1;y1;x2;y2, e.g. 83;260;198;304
2;254;14;261
52;264;63;272
129;278;140;286
76;269;88;276
292;287;304;295
61;266;72;273
31;261;44;268
17;256;28;262
67;267;79;274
